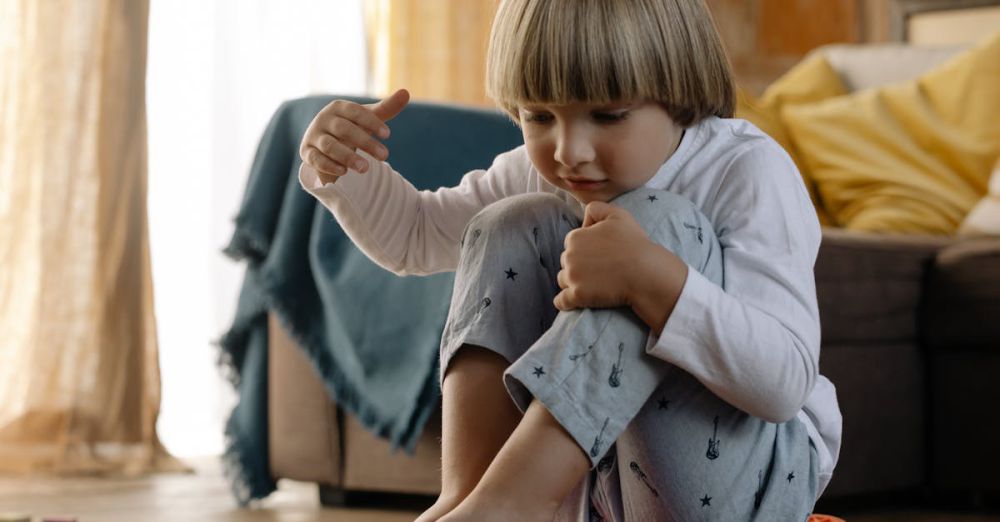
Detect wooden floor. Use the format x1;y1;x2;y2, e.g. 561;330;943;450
1;458;999;521
845;509;1000;522
0;459;420;522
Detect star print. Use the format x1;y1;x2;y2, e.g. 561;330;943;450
533;366;545;377
657;398;670;410
505;267;518;280
647;195;658;202
700;494;712;507
786;471;795;482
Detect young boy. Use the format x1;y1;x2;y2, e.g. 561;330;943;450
298;1;841;520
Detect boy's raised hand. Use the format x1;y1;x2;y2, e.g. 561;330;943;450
299;88;410;184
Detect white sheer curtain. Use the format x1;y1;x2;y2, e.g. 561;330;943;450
147;0;368;457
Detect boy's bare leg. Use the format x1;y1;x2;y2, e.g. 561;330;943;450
415;345;523;522
439;400;591;522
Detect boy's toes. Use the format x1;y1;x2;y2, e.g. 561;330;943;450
414;496;462;522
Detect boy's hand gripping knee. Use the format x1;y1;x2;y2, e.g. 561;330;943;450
555;201;688;336
555;201;653;311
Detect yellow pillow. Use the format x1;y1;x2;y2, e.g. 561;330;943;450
737;53;848;225
782;33;1000;234
959;158;1000;236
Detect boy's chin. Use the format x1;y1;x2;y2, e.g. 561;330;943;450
572;190;620;205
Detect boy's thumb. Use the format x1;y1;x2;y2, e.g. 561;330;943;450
370;88;410;122
582;201;615;227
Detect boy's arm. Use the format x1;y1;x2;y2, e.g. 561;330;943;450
300;146;534;276
637;143;822;423
627;243;688;337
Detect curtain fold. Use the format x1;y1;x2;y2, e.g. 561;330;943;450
368;0;499;106
0;0;180;475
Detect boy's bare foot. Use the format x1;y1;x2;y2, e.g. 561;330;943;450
436;491;557;522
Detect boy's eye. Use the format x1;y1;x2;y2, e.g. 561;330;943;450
519;108;629;124
523;112;553;123
593;111;629;123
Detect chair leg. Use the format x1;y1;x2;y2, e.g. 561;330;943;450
318;483;437;510
318;483;348;506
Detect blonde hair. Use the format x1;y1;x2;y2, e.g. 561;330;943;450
486;0;735;126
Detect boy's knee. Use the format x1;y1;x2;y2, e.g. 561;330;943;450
464;194;580;254
459;194;577;280
610;188;701;224
469;193;573;232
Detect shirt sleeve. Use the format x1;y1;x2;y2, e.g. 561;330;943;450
299;146;533;276
646;141;822;423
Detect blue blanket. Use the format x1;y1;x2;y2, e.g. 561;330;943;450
218;95;522;504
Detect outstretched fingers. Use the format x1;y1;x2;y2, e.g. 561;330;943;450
370;88;410;123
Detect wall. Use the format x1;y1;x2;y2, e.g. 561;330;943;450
374;0;896;105
706;0;892;95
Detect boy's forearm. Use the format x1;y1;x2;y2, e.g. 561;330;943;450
627;241;688;337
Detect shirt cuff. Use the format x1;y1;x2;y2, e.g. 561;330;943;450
300;164;357;205
645;267;719;363
299;163;332;190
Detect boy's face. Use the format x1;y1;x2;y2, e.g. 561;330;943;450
518;100;684;204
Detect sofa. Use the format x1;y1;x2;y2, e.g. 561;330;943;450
265;44;1000;508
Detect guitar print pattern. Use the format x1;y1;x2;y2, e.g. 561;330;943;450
608;342;624;388
629;461;660;498
590;417;610;458
707;415;721;460
568;344;595;361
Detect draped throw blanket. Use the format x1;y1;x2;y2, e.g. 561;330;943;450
220;95;522;503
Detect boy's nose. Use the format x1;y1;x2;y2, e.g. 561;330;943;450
554;129;595;168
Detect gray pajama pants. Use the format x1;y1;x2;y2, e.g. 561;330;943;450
439;189;818;521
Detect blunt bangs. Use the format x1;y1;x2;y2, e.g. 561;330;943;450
486;0;735;126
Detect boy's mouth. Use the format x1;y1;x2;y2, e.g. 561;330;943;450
563;177;607;191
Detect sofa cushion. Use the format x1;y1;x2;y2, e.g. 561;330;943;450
342;406;442;495
819;341;926;496
929;350;1000;491
816;229;948;344
923;238;1000;351
782;34;1000;234
959;158;1000;236
820;44;962;92
267;314;341;485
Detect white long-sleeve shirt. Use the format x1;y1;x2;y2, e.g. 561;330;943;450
300;115;842;495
